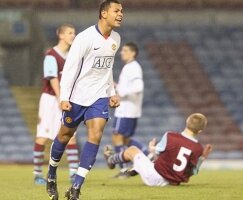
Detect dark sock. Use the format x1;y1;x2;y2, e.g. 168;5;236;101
48;137;67;179
73;142;99;188
108;152;126;165
128;139;149;155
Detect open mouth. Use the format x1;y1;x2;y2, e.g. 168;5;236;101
115;18;122;23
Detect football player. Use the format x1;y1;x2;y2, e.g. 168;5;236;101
105;113;213;186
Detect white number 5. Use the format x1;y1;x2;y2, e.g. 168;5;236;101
173;147;192;172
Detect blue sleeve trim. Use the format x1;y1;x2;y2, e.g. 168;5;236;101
155;132;168;155
43;55;58;78
192;157;204;175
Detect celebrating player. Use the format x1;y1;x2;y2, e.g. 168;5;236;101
46;0;123;199
112;42;148;173
105;113;213;186
33;24;79;185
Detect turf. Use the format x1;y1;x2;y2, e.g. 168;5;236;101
1;165;243;200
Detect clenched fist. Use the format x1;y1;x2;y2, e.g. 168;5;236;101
109;95;120;108
61;101;72;111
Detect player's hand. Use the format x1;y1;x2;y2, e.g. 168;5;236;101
202;144;213;159
109;95;120;108
148;138;157;154
61;101;72;111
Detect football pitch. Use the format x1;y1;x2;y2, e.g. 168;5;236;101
1;165;243;200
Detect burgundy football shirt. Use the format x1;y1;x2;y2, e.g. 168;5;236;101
154;132;203;185
42;48;65;96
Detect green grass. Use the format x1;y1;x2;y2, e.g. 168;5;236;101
1;165;243;200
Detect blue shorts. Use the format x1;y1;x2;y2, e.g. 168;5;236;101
62;98;109;128
113;117;138;137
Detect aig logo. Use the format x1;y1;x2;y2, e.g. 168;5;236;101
92;56;114;69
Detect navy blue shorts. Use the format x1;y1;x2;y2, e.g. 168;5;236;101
62;98;109;128
113;117;138;137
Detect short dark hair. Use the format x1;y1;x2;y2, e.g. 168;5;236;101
124;42;139;58
99;0;121;19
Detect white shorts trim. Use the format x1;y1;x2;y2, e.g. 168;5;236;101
134;153;169;187
37;93;61;140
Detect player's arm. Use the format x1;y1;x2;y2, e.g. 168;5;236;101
60;33;90;111
43;55;60;99
108;33;121;108
108;71;120;108
148;132;168;160
192;144;213;175
50;78;60;100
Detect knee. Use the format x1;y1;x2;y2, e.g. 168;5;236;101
112;134;124;145
128;146;140;153
57;126;76;144
88;129;103;144
124;146;140;160
35;137;47;145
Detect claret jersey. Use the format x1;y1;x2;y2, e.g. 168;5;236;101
42;47;67;96
154;131;203;185
60;25;121;106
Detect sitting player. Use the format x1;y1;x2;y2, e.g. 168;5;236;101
104;113;212;186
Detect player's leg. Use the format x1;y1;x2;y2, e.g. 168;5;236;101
34;93;54;185
104;145;141;168
125;137;149;156
112;118;136;170
66;98;109;199
66;135;79;183
112;120;126;169
48;125;77;179
72;118;106;188
47;125;77;200
112;118;126;155
33;137;48;184
105;146;168;187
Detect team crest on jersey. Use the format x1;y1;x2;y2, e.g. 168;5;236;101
112;44;116;51
65;117;72;124
92;56;114;69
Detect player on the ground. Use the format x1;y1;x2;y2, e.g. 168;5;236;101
33;24;79;185
46;1;123;199
112;42;148;173
105;113;212;186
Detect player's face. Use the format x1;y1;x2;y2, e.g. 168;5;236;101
120;46;135;63
60;27;76;46
105;3;123;28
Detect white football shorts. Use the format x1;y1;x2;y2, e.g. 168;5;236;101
133;153;169;187
36;93;61;140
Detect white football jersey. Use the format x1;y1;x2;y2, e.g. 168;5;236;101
115;60;144;118
60;25;120;106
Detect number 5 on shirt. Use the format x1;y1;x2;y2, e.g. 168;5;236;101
173;147;192;172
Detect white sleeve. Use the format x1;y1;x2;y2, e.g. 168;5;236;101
60;33;91;102
43;55;58;79
107;71;116;97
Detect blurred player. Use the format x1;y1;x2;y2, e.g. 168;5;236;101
112;42;148;173
33;24;79;185
46;1;123;199
105;113;213;186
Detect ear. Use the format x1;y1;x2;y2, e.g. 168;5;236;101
101;10;108;19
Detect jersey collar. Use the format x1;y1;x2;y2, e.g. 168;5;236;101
95;24;110;39
181;131;198;143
